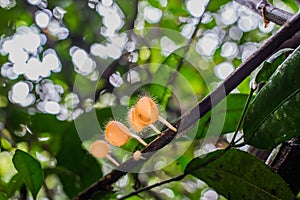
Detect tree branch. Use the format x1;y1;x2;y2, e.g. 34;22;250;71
233;0;293;25
269;136;300;194
74;8;300;200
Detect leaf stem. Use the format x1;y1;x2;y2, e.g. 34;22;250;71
118;173;187;200
229;87;255;146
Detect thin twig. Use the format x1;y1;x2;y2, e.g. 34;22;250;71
74;9;300;200
160;4;207;105
228;88;255;146
118;173;187;200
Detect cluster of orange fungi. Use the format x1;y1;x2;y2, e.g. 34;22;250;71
89;96;177;165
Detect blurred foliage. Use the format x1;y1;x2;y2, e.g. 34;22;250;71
0;0;299;199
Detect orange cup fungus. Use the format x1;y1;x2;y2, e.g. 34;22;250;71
129;96;177;133
89;140;119;166
135;96;159;125
105;120;147;146
128;108;145;133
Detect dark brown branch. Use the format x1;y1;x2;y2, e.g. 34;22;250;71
269;136;300;194
233;0;293;25
74;9;300;200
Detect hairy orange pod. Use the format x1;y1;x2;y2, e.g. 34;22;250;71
105;121;131;146
135;96;159;125
89;140;120;166
128;108;146;133
105;120;147;146
90;140;110;158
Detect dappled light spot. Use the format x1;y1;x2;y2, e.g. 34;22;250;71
214;62;235;80
144;6;162;24
1;62;18;79
23;57;50;81
241;43;258;62
196;33;220;57
44;101;60;114
181;24;196;38
35;10;51;29
0;0;16;9
37;100;60;114
10;81;30;101
65;93;80;109
109;72;124;87
120;96;130;106
91;43;108;58
186;0;208;17
160;188;175;198
2;27;41;55
102;0;113;7
35;151;50;162
1;26;62;81
238;15;258;32
203;189;218;200
36;79;63;102
96;2;124;37
221;42;239;59
106;43;123;59
71;47;96;76
9;81;35;106
220;4;238;25
42;49;61;72
34;79;68;115
56;105;69;121
47;20;69;40
91;42;123;59
126;70;140;83
27;0;41;5
53;6;66;20
96;92;116;108
229;26;243;41
160;36;179;56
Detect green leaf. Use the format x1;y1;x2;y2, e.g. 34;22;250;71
7;173;24;197
12;150;43;199
255;48;292;84
185;149;295;200
244;46;300;149
197;94;249;138
206;0;230;12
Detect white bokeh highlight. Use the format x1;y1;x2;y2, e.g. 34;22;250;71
214;62;235;80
